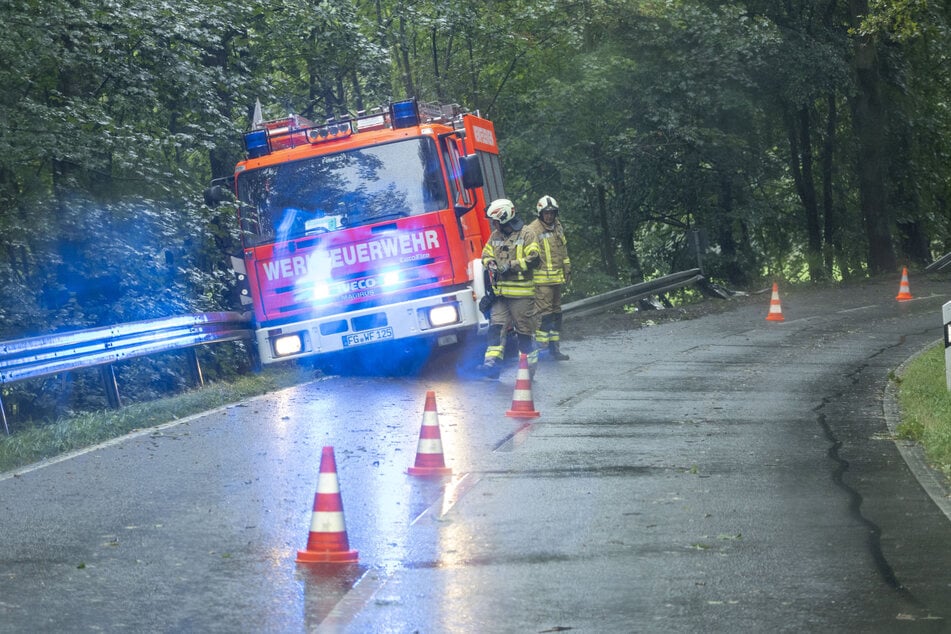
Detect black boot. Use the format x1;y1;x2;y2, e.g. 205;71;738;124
549;341;569;361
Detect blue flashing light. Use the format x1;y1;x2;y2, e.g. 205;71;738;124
390;99;419;129
244;129;270;158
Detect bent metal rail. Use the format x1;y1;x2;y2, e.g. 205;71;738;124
561;268;705;319
0;269;707;434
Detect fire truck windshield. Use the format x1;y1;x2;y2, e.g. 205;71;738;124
236;138;449;246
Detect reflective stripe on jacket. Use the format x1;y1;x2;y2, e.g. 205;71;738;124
527;218;570;285
482;226;540;298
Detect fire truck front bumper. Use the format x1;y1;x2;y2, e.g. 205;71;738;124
256;289;483;364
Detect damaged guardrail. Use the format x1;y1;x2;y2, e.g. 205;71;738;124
0;268;707;434
563;268;706;320
926;252;951;272
0;312;253;434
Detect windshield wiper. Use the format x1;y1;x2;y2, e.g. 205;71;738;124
365;211;409;223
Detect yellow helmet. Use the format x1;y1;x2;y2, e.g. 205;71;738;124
536;195;559;216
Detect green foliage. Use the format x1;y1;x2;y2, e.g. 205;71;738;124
858;0;930;41
0;0;949;423
0;0;251;420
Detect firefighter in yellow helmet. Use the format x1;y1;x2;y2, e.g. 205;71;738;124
528;195;571;361
478;198;541;379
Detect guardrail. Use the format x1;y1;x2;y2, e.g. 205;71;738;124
0;312;253;434
0;268;707;435
926;252;951;272
563;268;706;319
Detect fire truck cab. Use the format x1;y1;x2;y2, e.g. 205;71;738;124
206;99;505;369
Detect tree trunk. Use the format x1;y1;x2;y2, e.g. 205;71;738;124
202;30;238;180
431;28;443;102
714;173;752;288
612;158;643;283
820;93;841;278
593;156;617;277
397;13;416;97
848;0;896;274
785;106;824;281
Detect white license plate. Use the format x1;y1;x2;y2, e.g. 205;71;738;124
342;326;394;347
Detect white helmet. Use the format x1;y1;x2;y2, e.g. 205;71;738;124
486;198;516;224
536;195;559;216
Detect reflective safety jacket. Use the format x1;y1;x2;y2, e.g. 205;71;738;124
482;225;540;298
527;217;570;285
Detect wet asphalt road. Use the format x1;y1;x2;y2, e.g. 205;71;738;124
2;275;951;633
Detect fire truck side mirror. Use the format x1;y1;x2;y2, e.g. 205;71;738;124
461;154;484;189
203;184;233;208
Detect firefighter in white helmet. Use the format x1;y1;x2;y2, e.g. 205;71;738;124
478;198;541;379
528;195;571;361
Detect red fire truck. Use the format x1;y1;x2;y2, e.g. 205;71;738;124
206;99;504;369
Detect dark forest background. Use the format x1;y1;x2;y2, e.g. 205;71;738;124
1;0;949;418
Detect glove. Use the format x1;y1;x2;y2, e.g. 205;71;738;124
564;266;571;286
479;294;494;318
496;262;510;275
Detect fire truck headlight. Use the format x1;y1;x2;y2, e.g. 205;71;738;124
382;270;400;287
428;304;460;327
313;283;330;300
272;333;304;357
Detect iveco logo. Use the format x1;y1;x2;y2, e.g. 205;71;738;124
332;277;378;294
351;278;375;290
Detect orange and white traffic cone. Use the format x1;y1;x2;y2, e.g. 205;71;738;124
896;267;913;301
506;353;541;419
408;390;452;477
765;282;785;322
296;446;358;564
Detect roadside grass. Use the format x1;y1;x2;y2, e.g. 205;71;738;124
895;343;951;480
0;364;311;474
